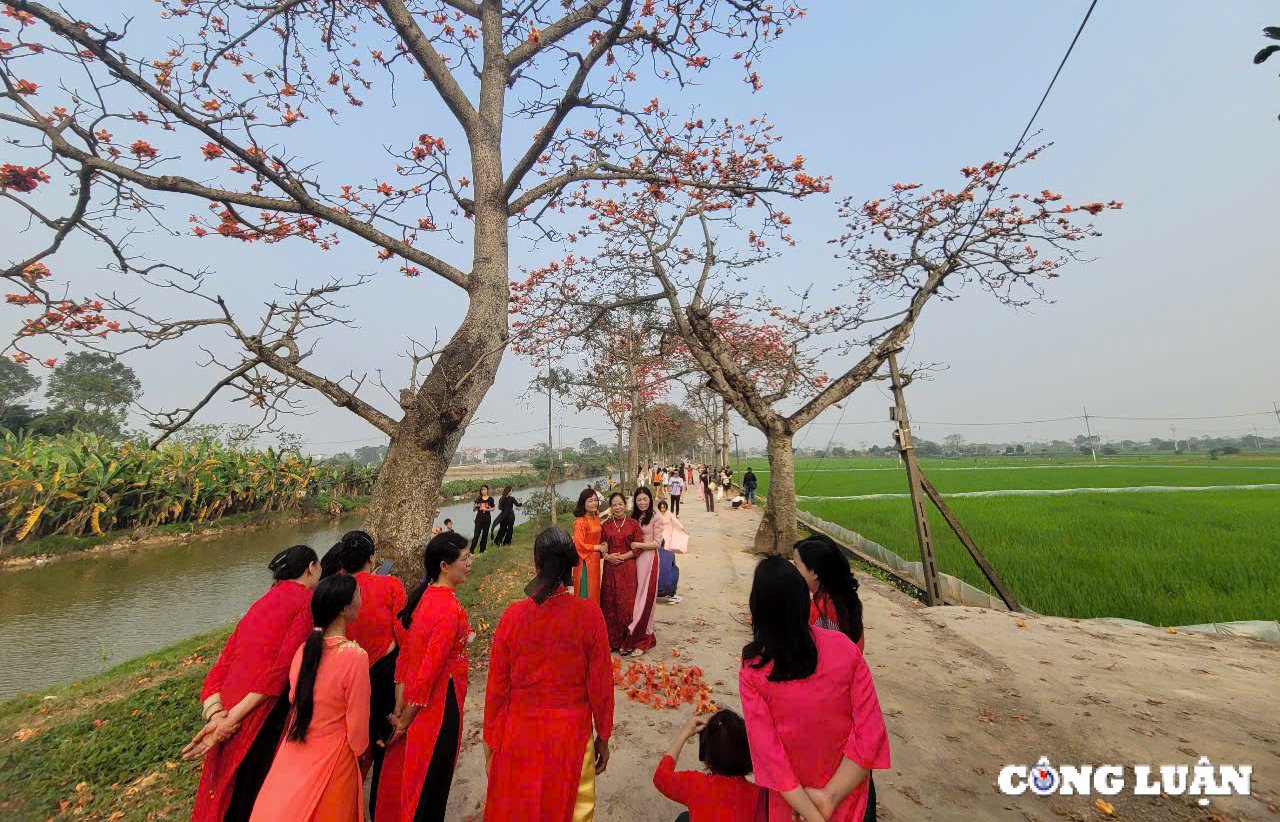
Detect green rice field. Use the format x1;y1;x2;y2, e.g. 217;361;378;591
752;454;1280;626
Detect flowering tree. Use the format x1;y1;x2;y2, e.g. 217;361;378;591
0;0;806;565
517;143;1122;552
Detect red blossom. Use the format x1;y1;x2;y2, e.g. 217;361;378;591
201;142;223;160
0;163;51;193
130;140;158;159
14;79;39;96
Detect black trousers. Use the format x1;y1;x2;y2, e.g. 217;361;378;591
670;493;681;515
471;513;491;553
703;486;714;512
493;514;515;546
366;647;399;819
224;693;290;822
412;680;461;822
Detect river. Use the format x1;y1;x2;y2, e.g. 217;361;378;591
0;476;604;701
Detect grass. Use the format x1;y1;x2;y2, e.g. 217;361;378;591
0;521;544;822
765;454;1280;626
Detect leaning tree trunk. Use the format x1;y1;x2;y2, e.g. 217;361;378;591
365;161;510;578
754;428;799;555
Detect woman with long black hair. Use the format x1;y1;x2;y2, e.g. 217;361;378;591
185;545;320;822
335;530;406;816
249;574;370;821
482;526;614;821
472;485;495;554
385;532;474;821
739;556;890;822
492;485;522;546
794;534;866;650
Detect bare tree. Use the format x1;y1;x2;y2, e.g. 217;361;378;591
0;0;805;566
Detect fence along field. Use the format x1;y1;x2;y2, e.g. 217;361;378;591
753;454;1280;626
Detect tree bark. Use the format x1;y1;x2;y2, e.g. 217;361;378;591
755;428;799;555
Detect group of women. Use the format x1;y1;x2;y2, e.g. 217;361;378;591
469;485;522;554
186;496;889;821
570;485;690;655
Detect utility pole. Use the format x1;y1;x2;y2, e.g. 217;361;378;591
733;432;741;474
1170;424;1179;454
1273;401;1280;434
1082;406;1097;463
546;365;556;525
889;348;1021;612
889;350;943;606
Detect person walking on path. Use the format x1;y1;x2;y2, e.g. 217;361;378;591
482;526;615;821
492;486;522;547
185;545;319;822
598;492;651;655
571;488;607;605
653;710;761;822
333;531;405;816
385;533;474;821
249;574;370;822
700;468;715;513
667;471;684;515
471;486;496;554
742;468;758;506
739;556;890;822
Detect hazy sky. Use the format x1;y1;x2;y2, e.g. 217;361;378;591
3;1;1278;455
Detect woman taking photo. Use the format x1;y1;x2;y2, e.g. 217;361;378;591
739;556;890;822
482;527;615;821
627;487;663;653
598;491;650;655
794;535;866;650
336;530;406;816
186;545;320;822
492;486;522;547
472;485;495;554
571;487;607;604
250;574;370;821
388;532;474;821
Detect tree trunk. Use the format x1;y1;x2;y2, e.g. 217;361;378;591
366;125;509;576
720;400;731;469
755;428;799;555
616;424;626;492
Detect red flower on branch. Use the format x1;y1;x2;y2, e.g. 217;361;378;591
130;140;159;159
1;163;51;193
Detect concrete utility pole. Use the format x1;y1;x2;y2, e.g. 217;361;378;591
1273;401;1280;434
546;365;556;525
1082;406;1097;463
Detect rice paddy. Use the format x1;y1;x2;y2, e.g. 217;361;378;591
752;454;1280;626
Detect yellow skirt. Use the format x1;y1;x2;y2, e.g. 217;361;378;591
574;738;596;822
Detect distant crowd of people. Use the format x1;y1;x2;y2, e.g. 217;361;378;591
185;466;888;822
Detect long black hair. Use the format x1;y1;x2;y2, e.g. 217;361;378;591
573;487;596;518
796;535;864;644
318;544;346;579
630;486;655;526
288;573;357;743
525;526;579;604
269;544;317;582
338;530;376;573
399;531;468;629
743;555;818;682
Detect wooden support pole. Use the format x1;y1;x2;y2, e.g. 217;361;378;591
887;350;943;606
918;476;1022;612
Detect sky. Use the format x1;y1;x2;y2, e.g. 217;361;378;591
3;1;1278;455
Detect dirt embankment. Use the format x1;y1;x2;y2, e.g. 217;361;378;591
447;501;1279;821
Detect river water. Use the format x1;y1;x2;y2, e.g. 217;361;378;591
0;476;603;701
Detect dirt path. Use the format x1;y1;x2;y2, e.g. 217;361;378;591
447;502;1280;821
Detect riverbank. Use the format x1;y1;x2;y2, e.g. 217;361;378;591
0;496;367;571
0;517;546;821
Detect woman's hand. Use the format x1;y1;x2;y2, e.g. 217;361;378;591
805;786;837;819
180;716;222;761
595;542;608;555
384;711;410;748
594;736;610;775
603;552;626;565
482;740;493;774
